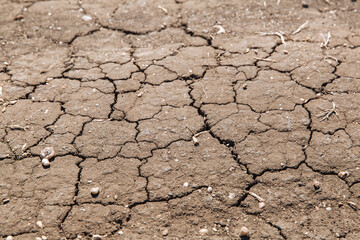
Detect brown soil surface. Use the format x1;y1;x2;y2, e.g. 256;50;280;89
1;0;360;239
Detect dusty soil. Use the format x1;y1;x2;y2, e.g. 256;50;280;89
1;0;360;239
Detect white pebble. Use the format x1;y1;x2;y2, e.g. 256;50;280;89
91;187;100;195
92;235;102;240
199;228;209;235
338;171;349;179
207;186;213;192
42;236;47;240
259;202;266;209
36;220;43;228
118;231;123;235
239;226;249;236
6;236;13;240
41;158;50;167
326;207;332;211
82;15;93;21
40;147;55;160
313;180;321;189
228;193;236;199
36;237;42;240
183;182;189;187
162;229;169;236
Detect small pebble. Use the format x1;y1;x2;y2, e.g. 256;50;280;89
199;228;209;235
92;235;102;240
42;236;47;240
6;236;13;240
183;182;189;187
313;180;321;189
82;15;92;21
259;202;266;209
40;147;55;160
207;186;213;192
118;231;124;235
36;238;42;240
36;220;43;228
41;158;50;167
239;226;249;236
162;229;169;236
228;193;236;199
91;187;100;196
338;171;349;179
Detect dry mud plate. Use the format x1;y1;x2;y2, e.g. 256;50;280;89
1;0;360;239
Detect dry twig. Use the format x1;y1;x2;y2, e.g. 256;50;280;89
316;102;338;121
292;21;309;35
323;55;338;63
258;32;286;45
185;125;209;146
246;191;265;202
254;57;277;63
320;32;331;48
158;5;168;14
8;125;30;131
199;82;208;98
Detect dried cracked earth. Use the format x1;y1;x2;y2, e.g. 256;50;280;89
0;0;360;239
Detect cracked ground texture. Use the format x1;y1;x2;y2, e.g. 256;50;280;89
0;0;359;239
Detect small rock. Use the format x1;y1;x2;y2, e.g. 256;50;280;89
118;231;124;235
199;228;209;235
228;193;236;199
162;229;169;236
36;220;43;228
36;238;42;240
91;187;100;196
259;202;265;209
183;182;189;187
42;236;47;240
338;171;349;179
40;147;55;160
82;15;92;21
6;236;14;240
92;235;102;240
239;226;249;236
41;158;50;167
313;180;321;189
207;186;213;192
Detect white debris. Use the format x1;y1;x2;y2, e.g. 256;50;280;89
239;226;250;236
92;235;102;240
228;193;236;199
91;187;100;196
41;159;50;167
199;228;209;235
36;220;43;228
82;15;92;21
214;25;226;34
162;229;169;236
